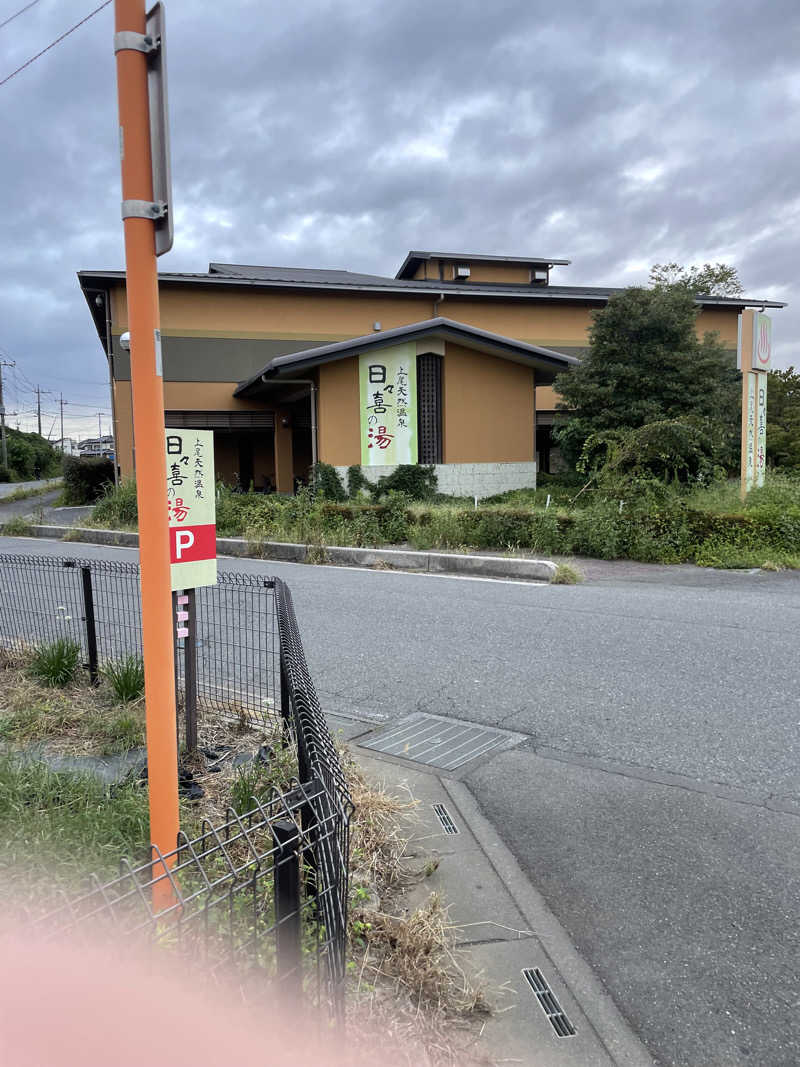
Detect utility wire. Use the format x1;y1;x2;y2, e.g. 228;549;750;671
0;0;112;88
0;0;40;32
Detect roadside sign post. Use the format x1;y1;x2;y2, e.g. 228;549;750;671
113;0;178;902
738;309;771;500
167;429;217;752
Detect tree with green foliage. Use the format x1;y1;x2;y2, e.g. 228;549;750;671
4;428;61;481
553;286;740;469
766;366;800;470
649;261;744;296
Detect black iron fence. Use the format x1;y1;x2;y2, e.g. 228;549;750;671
0;553;281;734
0;552;353;1018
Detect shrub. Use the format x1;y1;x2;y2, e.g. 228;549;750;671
0;466;10;483
90;479;138;527
347;464;371;499
1;515;33;537
311;462;347;501
62;455;115;505
101;655;145;703
370;464;437;502
379;492;411;543
29;638;82;687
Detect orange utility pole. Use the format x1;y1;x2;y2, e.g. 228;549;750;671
113;0;179;894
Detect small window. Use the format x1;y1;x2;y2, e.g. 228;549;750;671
417;354;442;464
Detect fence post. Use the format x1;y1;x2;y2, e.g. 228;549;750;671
184;588;198;752
80;566;99;685
273;817;302;993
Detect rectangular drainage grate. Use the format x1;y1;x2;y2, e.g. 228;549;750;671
522;968;577;1038
432;802;459;834
360;713;522;771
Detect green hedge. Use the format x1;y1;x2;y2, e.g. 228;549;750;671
62;456;116;505
89;477;800;569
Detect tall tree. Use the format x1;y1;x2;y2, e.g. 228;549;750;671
766;366;800;469
553;286;740;468
649;261;743;296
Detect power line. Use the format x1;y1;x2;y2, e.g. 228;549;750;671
0;0;40;33
0;0;112;88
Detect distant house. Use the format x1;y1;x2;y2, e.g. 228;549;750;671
78;435;115;459
78;251;783;497
54;438;79;456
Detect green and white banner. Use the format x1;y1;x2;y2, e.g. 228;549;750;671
359;343;417;465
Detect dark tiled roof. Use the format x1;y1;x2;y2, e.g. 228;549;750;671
77;268;786;310
234;316;579;396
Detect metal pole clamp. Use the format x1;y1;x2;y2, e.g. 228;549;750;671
121;199;168;221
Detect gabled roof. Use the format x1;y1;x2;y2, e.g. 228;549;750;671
234;317;580;396
395;250;571;279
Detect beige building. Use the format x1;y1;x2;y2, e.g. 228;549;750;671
78;251;781;497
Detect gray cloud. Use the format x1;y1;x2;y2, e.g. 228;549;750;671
0;0;797;437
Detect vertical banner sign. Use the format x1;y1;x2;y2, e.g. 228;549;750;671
359;343;418;465
744;373;757;491
755;375;768;488
165;429;217;590
739;310;771;497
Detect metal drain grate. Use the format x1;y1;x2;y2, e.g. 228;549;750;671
432;802;459;834
522;968;576;1038
360;713;521;771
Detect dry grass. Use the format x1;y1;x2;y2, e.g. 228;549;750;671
344;754;493;1066
0;649;146;756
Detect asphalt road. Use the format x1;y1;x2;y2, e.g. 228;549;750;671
1;534;799;1066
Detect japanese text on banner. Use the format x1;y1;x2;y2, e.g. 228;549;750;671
165;429;217;591
359;343;418;465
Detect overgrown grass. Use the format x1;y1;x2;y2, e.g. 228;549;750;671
1;650;145;753
89;478;138;528
1;515;34;536
229;743;298;815
552;562;583;584
29;638;81;687
101;655;145;704
87;473;800;569
0;756;151;889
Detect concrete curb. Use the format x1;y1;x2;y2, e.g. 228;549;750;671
16;525;557;582
441;778;655;1067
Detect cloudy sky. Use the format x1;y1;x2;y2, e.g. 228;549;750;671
1;0;797;440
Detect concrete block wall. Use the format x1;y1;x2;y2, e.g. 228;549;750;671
333;461;537;500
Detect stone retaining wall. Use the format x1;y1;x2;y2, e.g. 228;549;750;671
334;461;537;500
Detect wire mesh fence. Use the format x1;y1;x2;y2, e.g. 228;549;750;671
32;778;347;1016
0;552;353;1018
0;554;280;730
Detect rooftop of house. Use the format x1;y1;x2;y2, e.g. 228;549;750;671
78;252;786;351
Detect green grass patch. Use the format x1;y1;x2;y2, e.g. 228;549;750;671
29;639;81;687
101;655;145;704
0;756;151;888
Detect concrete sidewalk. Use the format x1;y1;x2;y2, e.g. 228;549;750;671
333;714;654;1067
